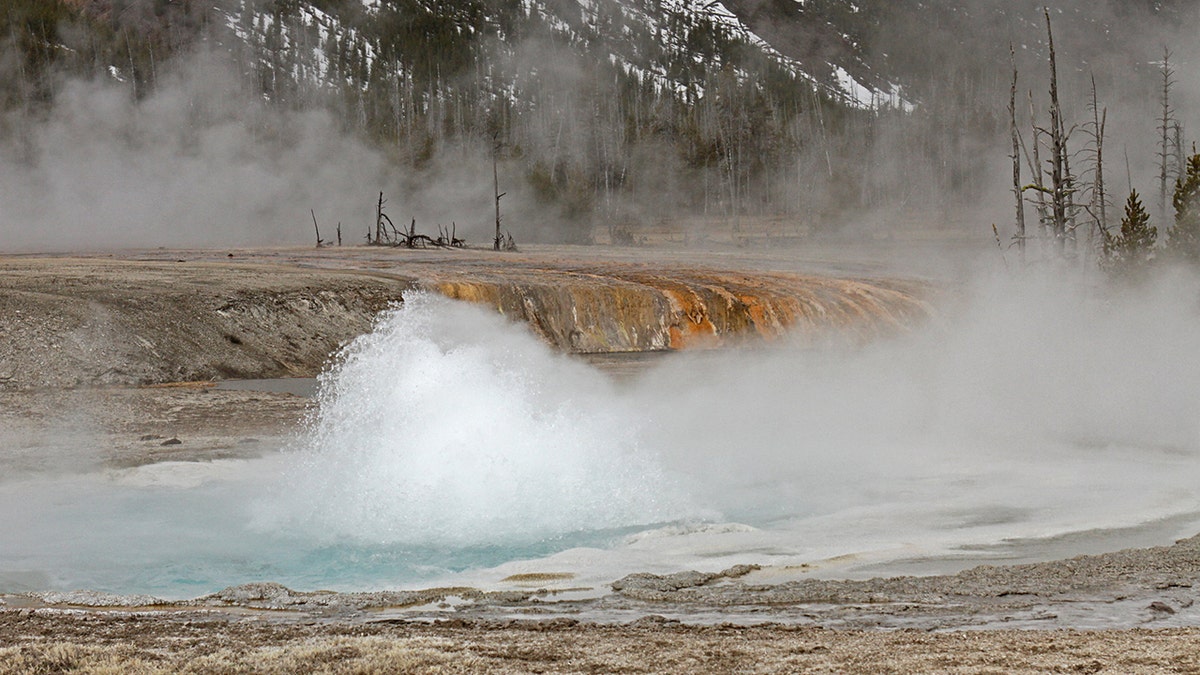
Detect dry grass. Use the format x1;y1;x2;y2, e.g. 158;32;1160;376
5;620;1200;674
499;573;575;583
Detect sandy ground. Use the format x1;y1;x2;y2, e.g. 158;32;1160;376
3;247;1200;672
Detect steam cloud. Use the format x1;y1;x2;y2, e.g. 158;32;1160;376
0;51;399;251
1;2;1198;250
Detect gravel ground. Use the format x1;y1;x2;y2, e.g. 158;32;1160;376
4;611;1200;674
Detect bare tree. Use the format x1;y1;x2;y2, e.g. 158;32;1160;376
1158;47;1176;221
1024;91;1051;241
1013;10;1078;259
372;192;398;245
1045;8;1070;251
1084;74;1109;253
493;132;507;251
373;192;387;244
1174;121;1186;184
311;209;324;247
1010;45;1026;262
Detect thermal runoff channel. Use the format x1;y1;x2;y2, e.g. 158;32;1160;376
3;274;1200;598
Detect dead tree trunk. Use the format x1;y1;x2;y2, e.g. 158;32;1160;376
1061;125;1079;253
1025;91;1051;240
1045;8;1068;252
312;209;323;247
1088;75;1109;252
1158;47;1175;221
1125;146;1134;195
376;192;385;244
493;133;506;251
1174;121;1186;182
373;192;396;245
1010;45;1026;262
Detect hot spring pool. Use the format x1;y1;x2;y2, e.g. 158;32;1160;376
4;280;1200;599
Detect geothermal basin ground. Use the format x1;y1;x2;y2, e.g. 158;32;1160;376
4;244;1200;672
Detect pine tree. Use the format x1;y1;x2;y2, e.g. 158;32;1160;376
1166;153;1200;263
1103;190;1156;271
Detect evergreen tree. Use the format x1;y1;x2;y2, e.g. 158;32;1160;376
1103;189;1156;271
1166;153;1200;263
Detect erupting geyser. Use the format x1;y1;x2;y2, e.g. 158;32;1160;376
254;292;699;546
4;271;1200;599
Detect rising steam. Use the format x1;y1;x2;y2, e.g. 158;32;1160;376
0;51;396;251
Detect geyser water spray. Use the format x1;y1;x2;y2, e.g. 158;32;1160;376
254;292;698;547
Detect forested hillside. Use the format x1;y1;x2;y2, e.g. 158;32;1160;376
0;0;1191;244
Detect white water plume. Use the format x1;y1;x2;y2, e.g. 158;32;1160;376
256;292;698;546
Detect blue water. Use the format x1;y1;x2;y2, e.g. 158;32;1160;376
0;466;660;598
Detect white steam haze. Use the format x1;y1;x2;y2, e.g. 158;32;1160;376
5;270;1200;596
0;51;402;251
267;271;1200;581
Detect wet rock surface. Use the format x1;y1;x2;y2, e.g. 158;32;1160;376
0;248;932;391
588;538;1200;630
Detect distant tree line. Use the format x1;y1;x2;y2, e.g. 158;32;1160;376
2;0;1182;245
0;0;209;108
220;0;1009;242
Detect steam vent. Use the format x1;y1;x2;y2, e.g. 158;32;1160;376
0;250;932;390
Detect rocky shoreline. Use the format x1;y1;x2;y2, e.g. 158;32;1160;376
8;527;1200;631
5;534;1200;672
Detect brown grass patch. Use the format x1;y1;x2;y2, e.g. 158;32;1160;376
500;573;576;583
